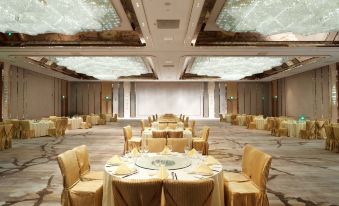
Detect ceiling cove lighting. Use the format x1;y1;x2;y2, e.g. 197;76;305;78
52;57;149;80
190;57;283;80
216;0;339;36
0;0;121;35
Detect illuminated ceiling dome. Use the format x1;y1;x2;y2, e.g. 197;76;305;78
0;0;121;35
216;0;339;36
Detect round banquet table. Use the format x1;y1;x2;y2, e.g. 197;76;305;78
102;153;224;206
255;118;267;130
91;115;100;125
67;117;83;130
30;121;54;137
284;121;306;138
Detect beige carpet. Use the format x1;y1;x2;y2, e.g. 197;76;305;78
0;120;338;206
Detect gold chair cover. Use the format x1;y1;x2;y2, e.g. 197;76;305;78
110;113;118;122
57;150;103;206
332;126;339;152
152;130;168;138
6;120;20;139
0;125;4;151
188;120;196;137
325;125;335;151
111;178;163;206
231;114;238;126
86;116;92;128
315;120;327;139
224;145;272;206
167;138;188;153
123;126;141;153
148;116;153;125
73;145;103;181
163;179;214;206
167;131;183;138
159;123;167;130
184;117;189;128
98;114;106;125
19;120;34;139
3;124;13;149
147;138;166;153
300;120;315;139
55;119;64;137
193;127;210;155
219;114;226;122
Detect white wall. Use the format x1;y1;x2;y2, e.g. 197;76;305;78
135;82;204;118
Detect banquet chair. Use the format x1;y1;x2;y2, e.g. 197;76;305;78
147;138;166;153
332;126;339;152
224;145;272;206
219;114;226;122
168;130;183;138
57;150;103;206
110;113;118;122
155;114;158;121
152;115;157;122
159;123;167;130
184;117;189;128
111;178;163;206
324;125;334;151
123;126;141;154
163;179;214;206
20;120;35;139
300;120;315;139
231;114;238;125
315;120;327;139
152;130;168;138
5;120;20;139
187;120;196;137
55;118;64;137
80;116;92;129
61;117;69;136
0;126;4;150
98;114;106;125
167;138;188;153
168;123;177;130
73;145;104;181
192;126;210;155
147;116;153;125
266;117;274;131
3;124;13;149
182;115;185;122
140;120;150;135
272;119;287;137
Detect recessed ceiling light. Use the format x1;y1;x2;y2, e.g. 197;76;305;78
136;2;140;7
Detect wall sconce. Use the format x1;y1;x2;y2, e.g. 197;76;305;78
298;115;305;122
229;96;235;101
104;96;111;101
273;95;278;100
61;95;66;100
261;96;265;101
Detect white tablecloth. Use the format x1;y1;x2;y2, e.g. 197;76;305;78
236;115;246;126
91;115;100;125
255;118;267;130
103;153;224;206
30;121;54;137
284;121;306;138
68;118;83;130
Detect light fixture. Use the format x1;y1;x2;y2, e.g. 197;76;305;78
229;96;235;100
298;115;305;122
190;57;283;80
273;96;278;99
0;0;121;35
104;96;111;101
61;95;66;100
50;57;149;80
216;0;339;36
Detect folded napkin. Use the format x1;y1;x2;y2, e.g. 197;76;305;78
204;156;220;166
187;148;197;157
160;146;171;155
194;163;213;176
158;165;169;179
107;155;123;165
131;148;141;157
114;164;136;175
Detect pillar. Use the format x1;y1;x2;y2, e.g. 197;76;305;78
208;82;215;118
124;82;131;118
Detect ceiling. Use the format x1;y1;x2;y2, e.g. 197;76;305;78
0;0;339;82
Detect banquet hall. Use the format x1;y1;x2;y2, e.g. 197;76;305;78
0;0;339;205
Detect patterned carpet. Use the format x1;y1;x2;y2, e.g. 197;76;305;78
0;119;338;206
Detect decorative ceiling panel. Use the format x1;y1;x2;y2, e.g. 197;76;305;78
216;0;339;36
51;57;149;80
190;57;284;80
0;0;120;35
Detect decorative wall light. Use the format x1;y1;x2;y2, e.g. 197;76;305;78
261;96;265;101
298;115;306;122
61;95;66;100
273;95;278;99
229;96;235;100
104;96;111;101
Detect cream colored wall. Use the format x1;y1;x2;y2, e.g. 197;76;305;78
279;66;330;119
8;65;67;119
